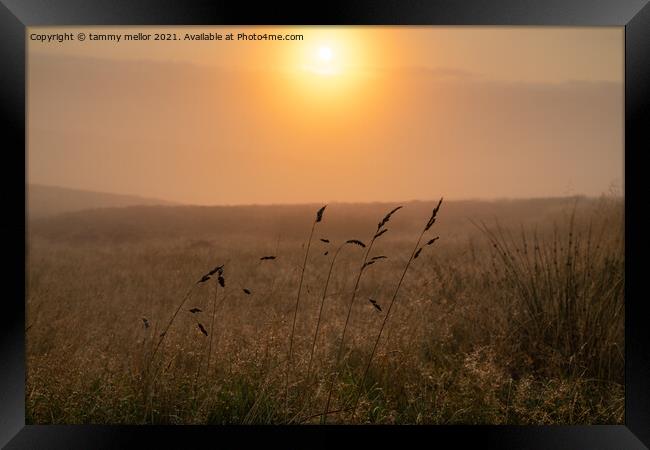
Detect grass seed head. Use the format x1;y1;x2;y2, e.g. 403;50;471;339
197;275;211;284
424;198;444;232
208;265;224;276
198;323;208;336
316;205;327;223
374;229;388;239
377;206;403;231
369;298;382;312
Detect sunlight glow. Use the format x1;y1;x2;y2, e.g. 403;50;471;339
282;30;378;107
319;46;333;62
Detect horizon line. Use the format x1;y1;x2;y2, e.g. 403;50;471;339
27;183;623;209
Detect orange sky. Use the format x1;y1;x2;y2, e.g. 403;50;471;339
28;27;623;205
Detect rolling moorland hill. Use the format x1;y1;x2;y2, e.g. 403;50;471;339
27;184;175;219
28;193;618;245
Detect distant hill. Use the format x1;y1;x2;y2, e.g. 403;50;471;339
27;184;176;218
28;195;621;245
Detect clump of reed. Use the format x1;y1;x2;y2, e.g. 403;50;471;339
476;201;624;382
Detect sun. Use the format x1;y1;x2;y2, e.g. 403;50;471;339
310;45;339;76
293;42;342;76
286;30;373;92
318;46;333;62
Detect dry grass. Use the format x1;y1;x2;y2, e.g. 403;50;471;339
26;196;624;424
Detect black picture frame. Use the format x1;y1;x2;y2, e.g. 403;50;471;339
2;1;649;448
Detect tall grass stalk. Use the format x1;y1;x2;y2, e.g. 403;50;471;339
286;205;326;406
351;198;442;419
323;206;402;423
146;284;196;377
306;241;350;381
207;279;220;372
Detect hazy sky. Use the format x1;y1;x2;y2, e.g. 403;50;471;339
28;26;623;205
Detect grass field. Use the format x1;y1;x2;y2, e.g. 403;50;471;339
26;195;624;424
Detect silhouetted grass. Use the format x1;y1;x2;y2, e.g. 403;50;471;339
25;197;624;425
323;205;402;423
287;205;326;408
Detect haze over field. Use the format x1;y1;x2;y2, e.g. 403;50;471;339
28;27;623;205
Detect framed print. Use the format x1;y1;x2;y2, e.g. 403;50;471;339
1;0;649;448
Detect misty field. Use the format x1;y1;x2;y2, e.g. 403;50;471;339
26;196;624;424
